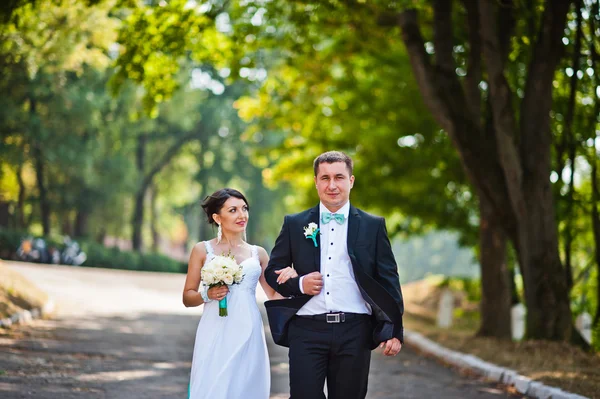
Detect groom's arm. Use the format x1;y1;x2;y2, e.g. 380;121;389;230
374;217;404;341
265;216;303;297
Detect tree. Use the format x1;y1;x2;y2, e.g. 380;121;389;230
0;0;119;235
394;0;574;340
227;1;511;338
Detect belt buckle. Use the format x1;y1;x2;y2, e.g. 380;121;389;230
326;313;345;323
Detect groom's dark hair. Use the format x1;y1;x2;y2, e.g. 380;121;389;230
201;188;249;225
313;151;353;176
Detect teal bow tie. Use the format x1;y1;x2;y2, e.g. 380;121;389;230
321;212;346;225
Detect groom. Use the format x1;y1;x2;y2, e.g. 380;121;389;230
265;151;404;399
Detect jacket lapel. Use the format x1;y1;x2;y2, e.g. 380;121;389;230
347;205;360;257
308;205;321;272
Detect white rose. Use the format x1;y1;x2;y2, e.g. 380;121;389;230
224;274;234;285
233;270;243;283
215;268;226;279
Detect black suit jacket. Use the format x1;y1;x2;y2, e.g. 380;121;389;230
264;204;404;349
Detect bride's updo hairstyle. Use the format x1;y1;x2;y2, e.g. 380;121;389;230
201;188;250;225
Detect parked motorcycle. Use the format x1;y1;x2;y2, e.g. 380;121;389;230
16;236;50;263
16;235;86;266
60;236;87;266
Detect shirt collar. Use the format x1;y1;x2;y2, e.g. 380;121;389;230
319;201;350;219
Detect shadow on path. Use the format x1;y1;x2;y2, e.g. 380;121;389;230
0;313;197;399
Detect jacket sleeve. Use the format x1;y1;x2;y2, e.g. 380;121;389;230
374;217;404;342
265;215;302;297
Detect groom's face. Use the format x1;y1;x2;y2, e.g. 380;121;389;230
314;162;354;212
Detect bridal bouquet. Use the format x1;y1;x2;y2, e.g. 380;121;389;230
201;255;244;316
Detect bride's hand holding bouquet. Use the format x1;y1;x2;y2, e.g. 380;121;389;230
201;255;244;316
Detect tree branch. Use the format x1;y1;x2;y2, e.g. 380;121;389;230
398;9;453;131
520;0;572;169
462;0;482;123
479;0;526;224
497;0;516;62
563;0;583;290
140;129;200;191
433;0;455;74
399;7;516;234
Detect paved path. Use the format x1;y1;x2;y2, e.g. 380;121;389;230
0;262;522;398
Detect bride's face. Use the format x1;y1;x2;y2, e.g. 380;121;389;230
213;197;249;235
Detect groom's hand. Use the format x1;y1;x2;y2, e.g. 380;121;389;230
379;338;402;356
302;272;323;296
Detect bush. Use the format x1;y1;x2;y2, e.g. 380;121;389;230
439;276;482;302
0;227;24;259
79;241;115;269
140;253;186;273
80;242;187;273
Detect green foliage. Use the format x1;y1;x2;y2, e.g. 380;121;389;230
112;0;231;115
0;0;291;261
81;243;186;273
230;0;476;242
2;1;600;343
442;277;482;303
593;322;600;352
0;227;25;259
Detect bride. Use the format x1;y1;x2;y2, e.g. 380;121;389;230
182;188;297;399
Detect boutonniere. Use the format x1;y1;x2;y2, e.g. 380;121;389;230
303;222;320;247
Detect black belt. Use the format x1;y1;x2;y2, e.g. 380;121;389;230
297;312;370;324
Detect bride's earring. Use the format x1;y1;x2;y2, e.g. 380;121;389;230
217;224;222;244
243;229;247;242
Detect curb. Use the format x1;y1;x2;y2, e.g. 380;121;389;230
404;330;589;399
0;299;55;329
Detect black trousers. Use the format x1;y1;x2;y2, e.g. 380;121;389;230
288;314;372;399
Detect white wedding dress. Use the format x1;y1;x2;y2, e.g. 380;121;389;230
189;241;270;399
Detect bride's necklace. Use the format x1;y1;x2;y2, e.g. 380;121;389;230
218;237;247;257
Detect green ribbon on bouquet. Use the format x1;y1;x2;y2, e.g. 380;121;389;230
218;296;228;317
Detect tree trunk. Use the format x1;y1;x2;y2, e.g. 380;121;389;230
477;191;512;339
508;261;520;306
150;184;159;252
132;135;146;251
132;130;199;251
96;227;107;245
587;0;600;329
398;0;573;340
16;164;26;229
32;143;50;236
0;200;9;227
30;96;51;236
593;179;600;326
492;0;572;341
61;212;73;237
132;189;145;252
562;0;583;291
74;210;89;238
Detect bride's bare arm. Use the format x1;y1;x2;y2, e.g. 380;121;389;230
258;247;297;300
183;242;228;307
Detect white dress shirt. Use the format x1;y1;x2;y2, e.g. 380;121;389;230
297;201;371;316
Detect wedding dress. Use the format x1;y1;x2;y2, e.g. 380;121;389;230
189;241;270;399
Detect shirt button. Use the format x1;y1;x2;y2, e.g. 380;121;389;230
330;242;333;245
331;228;334;231
328;257;331;260
327;274;330;277
327;292;330;295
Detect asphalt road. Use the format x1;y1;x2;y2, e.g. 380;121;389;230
0;261;522;399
